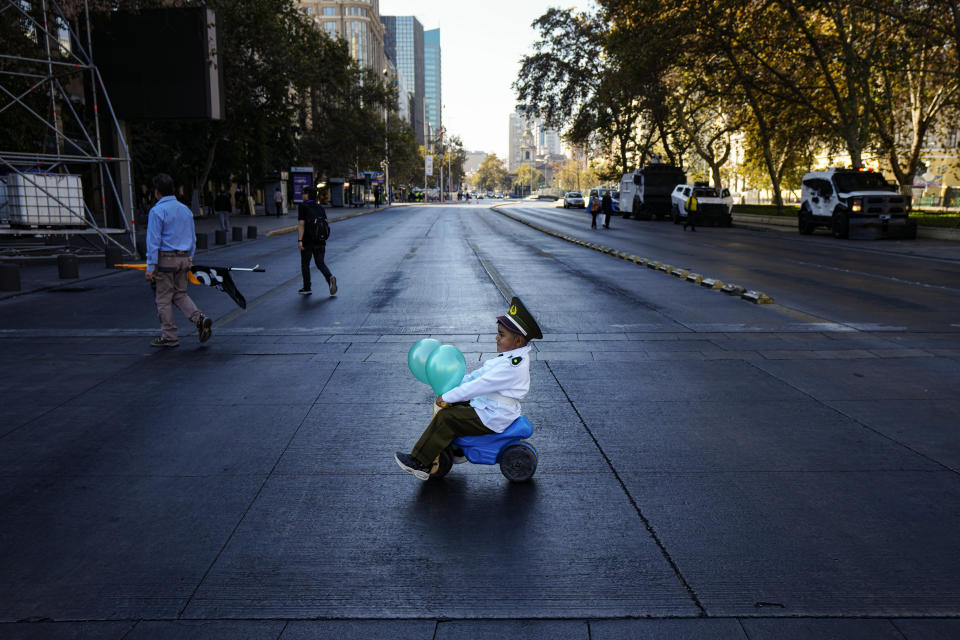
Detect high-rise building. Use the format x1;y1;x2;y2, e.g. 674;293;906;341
299;1;386;75
382;15;425;145
423;29;441;146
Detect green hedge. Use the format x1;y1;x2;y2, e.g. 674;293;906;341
733;204;959;227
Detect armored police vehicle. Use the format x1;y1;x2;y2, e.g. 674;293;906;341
670;182;734;226
618;161;686;220
799;168;916;239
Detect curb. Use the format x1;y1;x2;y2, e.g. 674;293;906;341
492;203;774;305
733;212;960;241
266;205;396;237
1;206;398;300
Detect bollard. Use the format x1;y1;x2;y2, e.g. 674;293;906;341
247;225;257;239
215;229;227;245
0;263;21;291
196;232;209;249
105;245;122;269
57;254;79;279
232;226;243;242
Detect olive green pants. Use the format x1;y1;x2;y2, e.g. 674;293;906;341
411;402;493;466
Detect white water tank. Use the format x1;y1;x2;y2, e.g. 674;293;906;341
1;173;85;227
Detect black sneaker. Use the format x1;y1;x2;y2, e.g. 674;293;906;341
196;314;212;343
328;276;337;295
299;287;312;295
151;336;179;348
450;446;468;464
394;452;430;480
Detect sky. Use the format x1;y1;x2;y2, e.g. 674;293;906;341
379;0;597;159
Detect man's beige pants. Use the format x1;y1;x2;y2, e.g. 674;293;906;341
155;255;201;341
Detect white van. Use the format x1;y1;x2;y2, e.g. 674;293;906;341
799;168;916;239
669;182;734;226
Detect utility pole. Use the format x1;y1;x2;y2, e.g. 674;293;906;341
382;69;392;205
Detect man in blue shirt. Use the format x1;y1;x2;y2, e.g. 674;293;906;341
145;173;212;348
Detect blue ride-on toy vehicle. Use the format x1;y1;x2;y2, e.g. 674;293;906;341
431;415;538;482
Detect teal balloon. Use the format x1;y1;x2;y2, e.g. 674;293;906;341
408;338;442;384
425;344;466;395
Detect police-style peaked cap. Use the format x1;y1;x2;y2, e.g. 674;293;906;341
497;296;543;340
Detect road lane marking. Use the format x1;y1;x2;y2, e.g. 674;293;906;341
490;204;775;305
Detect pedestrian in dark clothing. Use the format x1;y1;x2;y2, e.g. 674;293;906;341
297;186;337;296
683;193;698;231
214;191;231;231
601;191;613;229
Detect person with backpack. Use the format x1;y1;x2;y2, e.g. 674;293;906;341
297;186;337;296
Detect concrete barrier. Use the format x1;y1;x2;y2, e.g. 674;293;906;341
57;254;79;279
0;263;20;291
104;246;122;269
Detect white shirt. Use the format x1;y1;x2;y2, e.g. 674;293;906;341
441;345;531;433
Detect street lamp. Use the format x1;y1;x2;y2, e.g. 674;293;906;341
382;69;392;205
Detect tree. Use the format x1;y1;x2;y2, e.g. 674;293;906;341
514;7;644;177
514;164;545;194
864;0;960;192
384;120;423;189
474;154;508;193
126;0;346;196
556;157;598;192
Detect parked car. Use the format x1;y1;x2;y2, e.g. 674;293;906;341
563;191;585;208
670;182;734;226
588;187;618;213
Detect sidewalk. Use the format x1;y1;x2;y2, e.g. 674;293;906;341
0;204;391;300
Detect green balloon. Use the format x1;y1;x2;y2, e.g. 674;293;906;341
425;344;466;395
408;338;441;384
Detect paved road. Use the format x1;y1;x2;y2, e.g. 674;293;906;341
1;202;959;639
509;202;960;332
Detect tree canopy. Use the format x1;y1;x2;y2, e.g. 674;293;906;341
514;0;960;208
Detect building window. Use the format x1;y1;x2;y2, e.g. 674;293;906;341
346;20;368;66
323;21;338;37
322;7;336;15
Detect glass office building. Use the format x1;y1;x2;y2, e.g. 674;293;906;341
382;15;425;145
424;28;441;146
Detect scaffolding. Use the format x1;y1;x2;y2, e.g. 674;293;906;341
0;0;136;255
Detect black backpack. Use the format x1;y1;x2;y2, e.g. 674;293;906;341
303;205;330;243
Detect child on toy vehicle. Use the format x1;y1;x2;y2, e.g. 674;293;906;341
394;297;542;481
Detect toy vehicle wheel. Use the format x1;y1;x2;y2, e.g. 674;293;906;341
431;450;453;479
499;443;537;482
